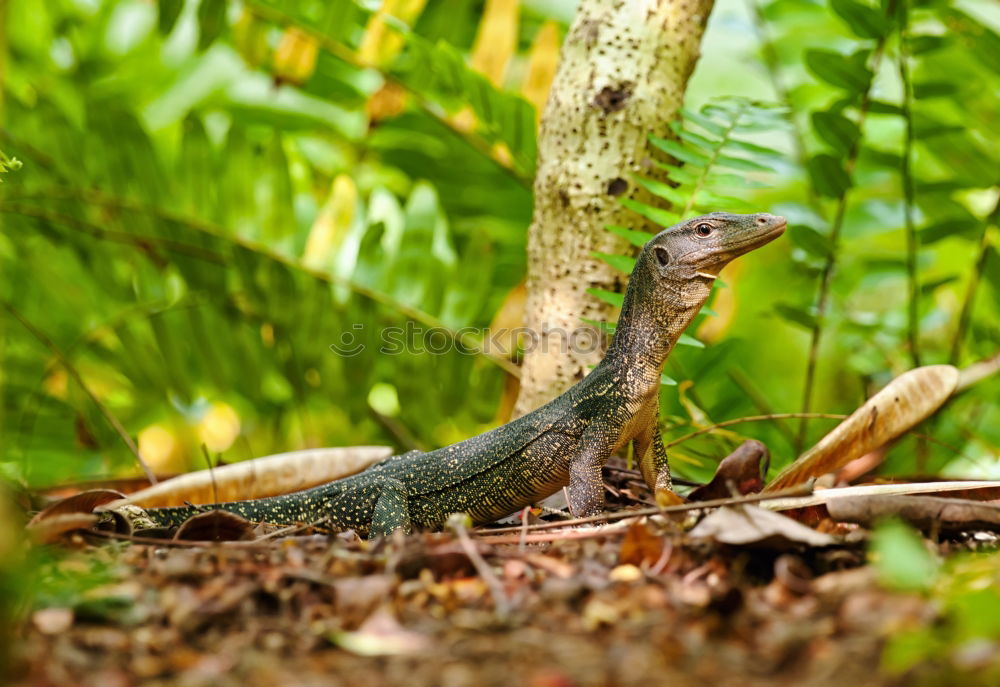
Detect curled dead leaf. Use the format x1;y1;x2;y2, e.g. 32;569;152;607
105;446;392;509
766;365;959;491
689;440;770;501
173;510;257;542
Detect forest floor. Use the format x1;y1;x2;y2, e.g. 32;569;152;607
8;463;993;687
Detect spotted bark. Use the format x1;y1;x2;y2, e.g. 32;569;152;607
513;0;715;417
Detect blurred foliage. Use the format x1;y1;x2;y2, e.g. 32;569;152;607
0;0;997;494
880;538;1000;683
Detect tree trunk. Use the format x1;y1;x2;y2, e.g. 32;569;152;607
513;0;716;417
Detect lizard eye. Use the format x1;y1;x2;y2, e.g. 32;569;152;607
694;223;713;238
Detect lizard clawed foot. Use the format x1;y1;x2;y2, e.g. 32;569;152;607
655;488;685;508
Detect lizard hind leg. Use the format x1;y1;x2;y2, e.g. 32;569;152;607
368;477;412;538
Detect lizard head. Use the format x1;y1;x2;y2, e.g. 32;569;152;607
645;212;786;282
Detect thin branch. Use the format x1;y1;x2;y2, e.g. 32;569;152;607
0;300;156;483
475;483;814;536
796;38;890;453
744;0;826;222
449;516;511;618
727;368;797;447
665;412;848;449
949;193;1000;364
897;0;921;368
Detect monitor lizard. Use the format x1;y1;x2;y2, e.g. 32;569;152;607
141;212;786;536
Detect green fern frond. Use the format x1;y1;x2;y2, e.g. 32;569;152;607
388;25;537;176
594;97;788;382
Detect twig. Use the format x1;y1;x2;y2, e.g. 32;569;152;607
744;0;827;222
449;516;511;619
797;37;890;453
1;300;156;484
950;193;1000;364
897;0;921;369
664;412;847;449
475;483;814;536
727;368;797;446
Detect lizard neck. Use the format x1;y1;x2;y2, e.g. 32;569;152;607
600;265;711;393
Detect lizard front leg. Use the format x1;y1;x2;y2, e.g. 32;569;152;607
567;429;615;517
635;417;683;506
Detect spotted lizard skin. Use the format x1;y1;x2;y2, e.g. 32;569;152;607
146;212;786;537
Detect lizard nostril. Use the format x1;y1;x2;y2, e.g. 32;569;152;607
757;216;768;225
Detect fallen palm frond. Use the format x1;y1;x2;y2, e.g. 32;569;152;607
104;446;393;509
765;365;959;491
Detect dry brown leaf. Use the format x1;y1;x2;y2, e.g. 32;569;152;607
28;489;126;524
688;440;769;502
688;505;837;549
765;365;959;491
26;513;99;544
174;511;257;542
106;446;392;509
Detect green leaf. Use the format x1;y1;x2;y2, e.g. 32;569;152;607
870;519;938;591
582;318;617;336
660;373;678;386
908;34;950;55
774;303;817;329
197;0;227;51
649;136;709;166
619;198;679;227
677;333;704;348
918;218;980;244
714;155;774;173
787;225;833;258
913;81;960;99
807;154;852;198
830;0;889;39
606;225;653;248
982;246;1000;295
673;126;721;152
593;252;636;274
679;108;727;137
633;175;687;206
587;288;624;308
919;275;958;297
867;100;904;115
805;49;872;91
723;138;784;159
811;111;860;154
158;0;184;35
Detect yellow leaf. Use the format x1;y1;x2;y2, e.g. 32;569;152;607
304;174;358;270
469;0;520;86
273;27;319;86
521;20;560;118
198;402;241;453
138;423;185;474
233;8;269;69
367;82;408;123
359;0;429;68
